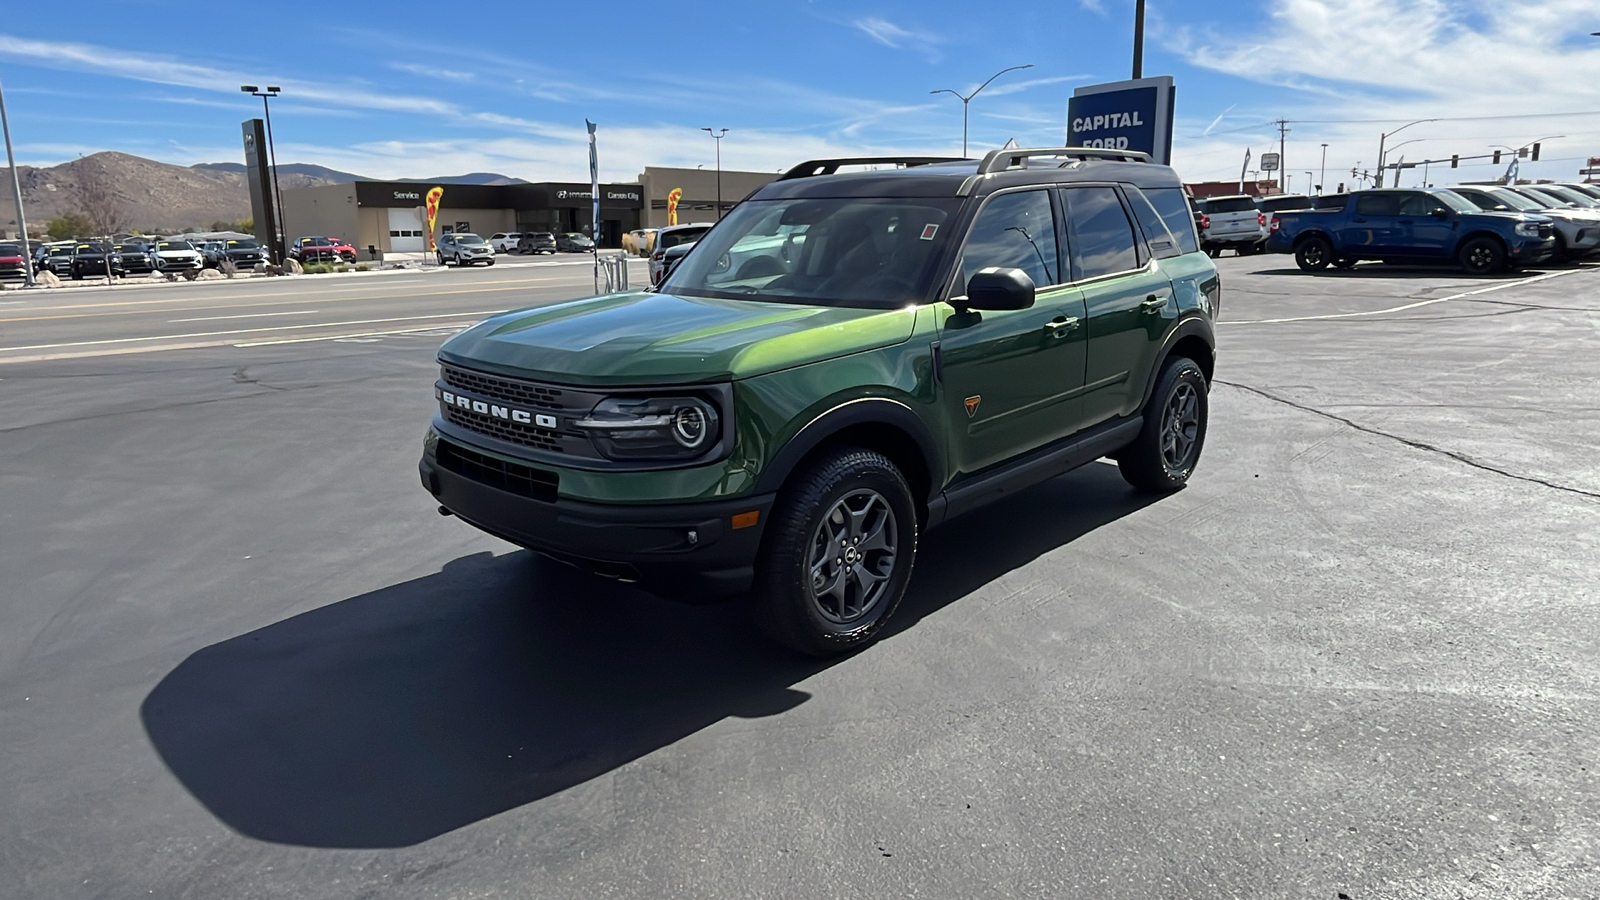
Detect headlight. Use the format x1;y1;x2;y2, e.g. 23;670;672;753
575;396;721;461
1515;222;1542;237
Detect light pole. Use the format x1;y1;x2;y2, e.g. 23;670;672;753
930;63;1034;157
1132;0;1146;78
1376;119;1436;188
241;85;286;263
1319;143;1328;196
0;72;34;285
701;127;727;219
1382;138;1425;187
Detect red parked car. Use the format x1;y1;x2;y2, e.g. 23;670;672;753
0;242;27;282
291;236;357;263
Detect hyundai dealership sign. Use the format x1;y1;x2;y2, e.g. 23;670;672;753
1066;76;1175;164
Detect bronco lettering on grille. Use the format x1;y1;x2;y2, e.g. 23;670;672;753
438;388;556;428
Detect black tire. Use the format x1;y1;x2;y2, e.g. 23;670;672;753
1458;236;1505;274
1205;246;1221;258
1295;235;1333;271
1552;233;1570;263
752;448;917;656
1118;356;1209;493
485;258;495;266
436;252;445;266
1332;257;1358;269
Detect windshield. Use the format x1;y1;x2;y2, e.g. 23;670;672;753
1540;186;1599;208
157;241;193;251
662;196;960;309
456;234;486;244
1514;187;1568;208
226;240;260;249
0;243;20;255
1481;188;1544;212
115;244;145;253
1430;190;1477;213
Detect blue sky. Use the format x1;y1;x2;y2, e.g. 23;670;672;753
3;0;1599;189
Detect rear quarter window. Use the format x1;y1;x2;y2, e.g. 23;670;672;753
1140;186;1200;255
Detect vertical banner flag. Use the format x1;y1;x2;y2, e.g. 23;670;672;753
667;188;682;226
1505;155;1520;185
424;187;444;252
587;119;600;292
1239;148;1251;193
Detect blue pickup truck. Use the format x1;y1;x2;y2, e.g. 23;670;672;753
1265;187;1555;274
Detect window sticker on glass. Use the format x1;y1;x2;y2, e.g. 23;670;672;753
920;224;939;241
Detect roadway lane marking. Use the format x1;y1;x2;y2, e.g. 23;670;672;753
0;310;504;354
234;324;478;347
1222;269;1585;325
168;309;319;323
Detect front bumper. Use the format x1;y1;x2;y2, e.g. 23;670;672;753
1509;236;1555;263
420;430;774;600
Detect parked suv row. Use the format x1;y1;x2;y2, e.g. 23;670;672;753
420;147;1219;656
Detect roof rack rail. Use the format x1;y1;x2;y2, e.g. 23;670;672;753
976;146;1152;175
777;156;968;181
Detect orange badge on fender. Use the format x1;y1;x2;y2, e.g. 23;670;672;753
964;396;981;418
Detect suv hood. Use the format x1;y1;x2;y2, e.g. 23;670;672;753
439;290;917;386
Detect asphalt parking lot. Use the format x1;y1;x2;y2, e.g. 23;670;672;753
3;255;1598;898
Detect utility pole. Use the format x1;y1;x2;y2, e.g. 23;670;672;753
1132;0;1146;79
1319;143;1328;196
0;73;34;285
1276;119;1289;190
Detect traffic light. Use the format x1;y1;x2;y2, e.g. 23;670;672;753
1451;154;1459;168
1531;143;1541;161
1493;150;1502;164
1517;147;1528;158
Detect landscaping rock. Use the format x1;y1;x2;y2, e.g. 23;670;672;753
196;268;225;280
36;271;62;287
283;258;304;275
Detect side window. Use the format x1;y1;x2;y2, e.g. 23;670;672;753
1064;186;1139;280
1396;192;1444;216
958;190;1059;292
1142;186;1200;254
1124;186;1182;260
1354;193;1399;216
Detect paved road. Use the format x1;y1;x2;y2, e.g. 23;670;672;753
3;257;1598;898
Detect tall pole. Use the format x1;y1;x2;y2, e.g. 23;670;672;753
702;127;727;219
1376;119;1436;191
930;63;1033;158
1132;0;1146;78
1276;119;1289;192
259;91;286;264
1319;143;1328;196
0;74;34;285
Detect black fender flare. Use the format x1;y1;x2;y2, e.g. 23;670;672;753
752;396;943;504
1292;229;1334;249
1136;314;1216;410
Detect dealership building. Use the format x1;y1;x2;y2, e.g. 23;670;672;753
278;166;780;254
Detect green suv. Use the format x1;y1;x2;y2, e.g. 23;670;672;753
420;148;1220;655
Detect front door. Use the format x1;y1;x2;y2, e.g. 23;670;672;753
1393;191;1456;257
1339;191;1398;255
938;189;1088;478
1062;185;1174;426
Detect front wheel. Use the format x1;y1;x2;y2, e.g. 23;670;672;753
1118;356;1209;493
1332;257;1358;270
1295;236;1333;270
1458;236;1505;275
436;252;445;266
752;448;917;656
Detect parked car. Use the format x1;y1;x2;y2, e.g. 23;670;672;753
1265;187;1555;274
1255;193;1314;232
114;242;158;274
290;236;343;264
70;242;123;279
195;241;226;268
622;228;660;256
437;232;495;267
218;239;269;269
38;244;75;276
555;232;595;253
152;239;205;271
1449;186;1600;262
516;231;557;255
420;147;1219;656
0;242;26;281
1312;193;1350;210
490;232;522;253
648;223;714;284
657;240;697;282
1524;184;1600;212
1557;183;1600;202
1198;195;1267;256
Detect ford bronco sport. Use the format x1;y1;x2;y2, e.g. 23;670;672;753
420;148;1220;655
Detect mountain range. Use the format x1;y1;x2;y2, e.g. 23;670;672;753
1;152;527;234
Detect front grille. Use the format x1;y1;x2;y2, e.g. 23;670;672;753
442;405;564;452
436;438;558;502
441;364;568;410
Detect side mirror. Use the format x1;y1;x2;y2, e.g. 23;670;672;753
963;267;1035;311
1429;208;1451;219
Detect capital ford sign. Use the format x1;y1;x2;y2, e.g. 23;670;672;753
1066;75;1175;165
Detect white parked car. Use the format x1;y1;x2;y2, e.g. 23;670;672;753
152;239;205;271
648;223;713;285
489;232;522;253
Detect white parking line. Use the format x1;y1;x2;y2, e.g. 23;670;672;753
168;309;319;323
1222;269;1584;325
234;324;476;347
0;310;503;355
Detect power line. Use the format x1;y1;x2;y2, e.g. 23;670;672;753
1289;110;1600;125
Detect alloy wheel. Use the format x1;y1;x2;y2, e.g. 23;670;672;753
806;489;898;624
1161;382;1200;471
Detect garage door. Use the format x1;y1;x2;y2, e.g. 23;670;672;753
388;207;425;252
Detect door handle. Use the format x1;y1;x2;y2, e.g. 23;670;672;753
1042;316;1080;337
1140;294;1169;312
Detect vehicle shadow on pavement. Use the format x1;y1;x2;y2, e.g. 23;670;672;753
140;464;1157;850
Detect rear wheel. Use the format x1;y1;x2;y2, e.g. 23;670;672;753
1458;236;1505;275
1118;356;1209;493
752;448;917;656
1295;236;1333;271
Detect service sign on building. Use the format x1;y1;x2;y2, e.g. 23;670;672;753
1066;75;1175;165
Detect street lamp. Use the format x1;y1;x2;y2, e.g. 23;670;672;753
930;63;1034;157
1382;137;1425;186
241;84;286;263
0;73;34;285
1376;118;1436;188
701;127;727;219
1319;143;1328;196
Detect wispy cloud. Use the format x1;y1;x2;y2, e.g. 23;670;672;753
850;17;945;62
1202;104;1237;136
387;62;476;83
1079;0;1108;15
979;74;1093;98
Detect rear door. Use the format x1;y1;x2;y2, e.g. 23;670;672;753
1064;185;1175;427
938;188;1088;477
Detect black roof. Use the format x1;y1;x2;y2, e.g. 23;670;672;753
753;149;1183;201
